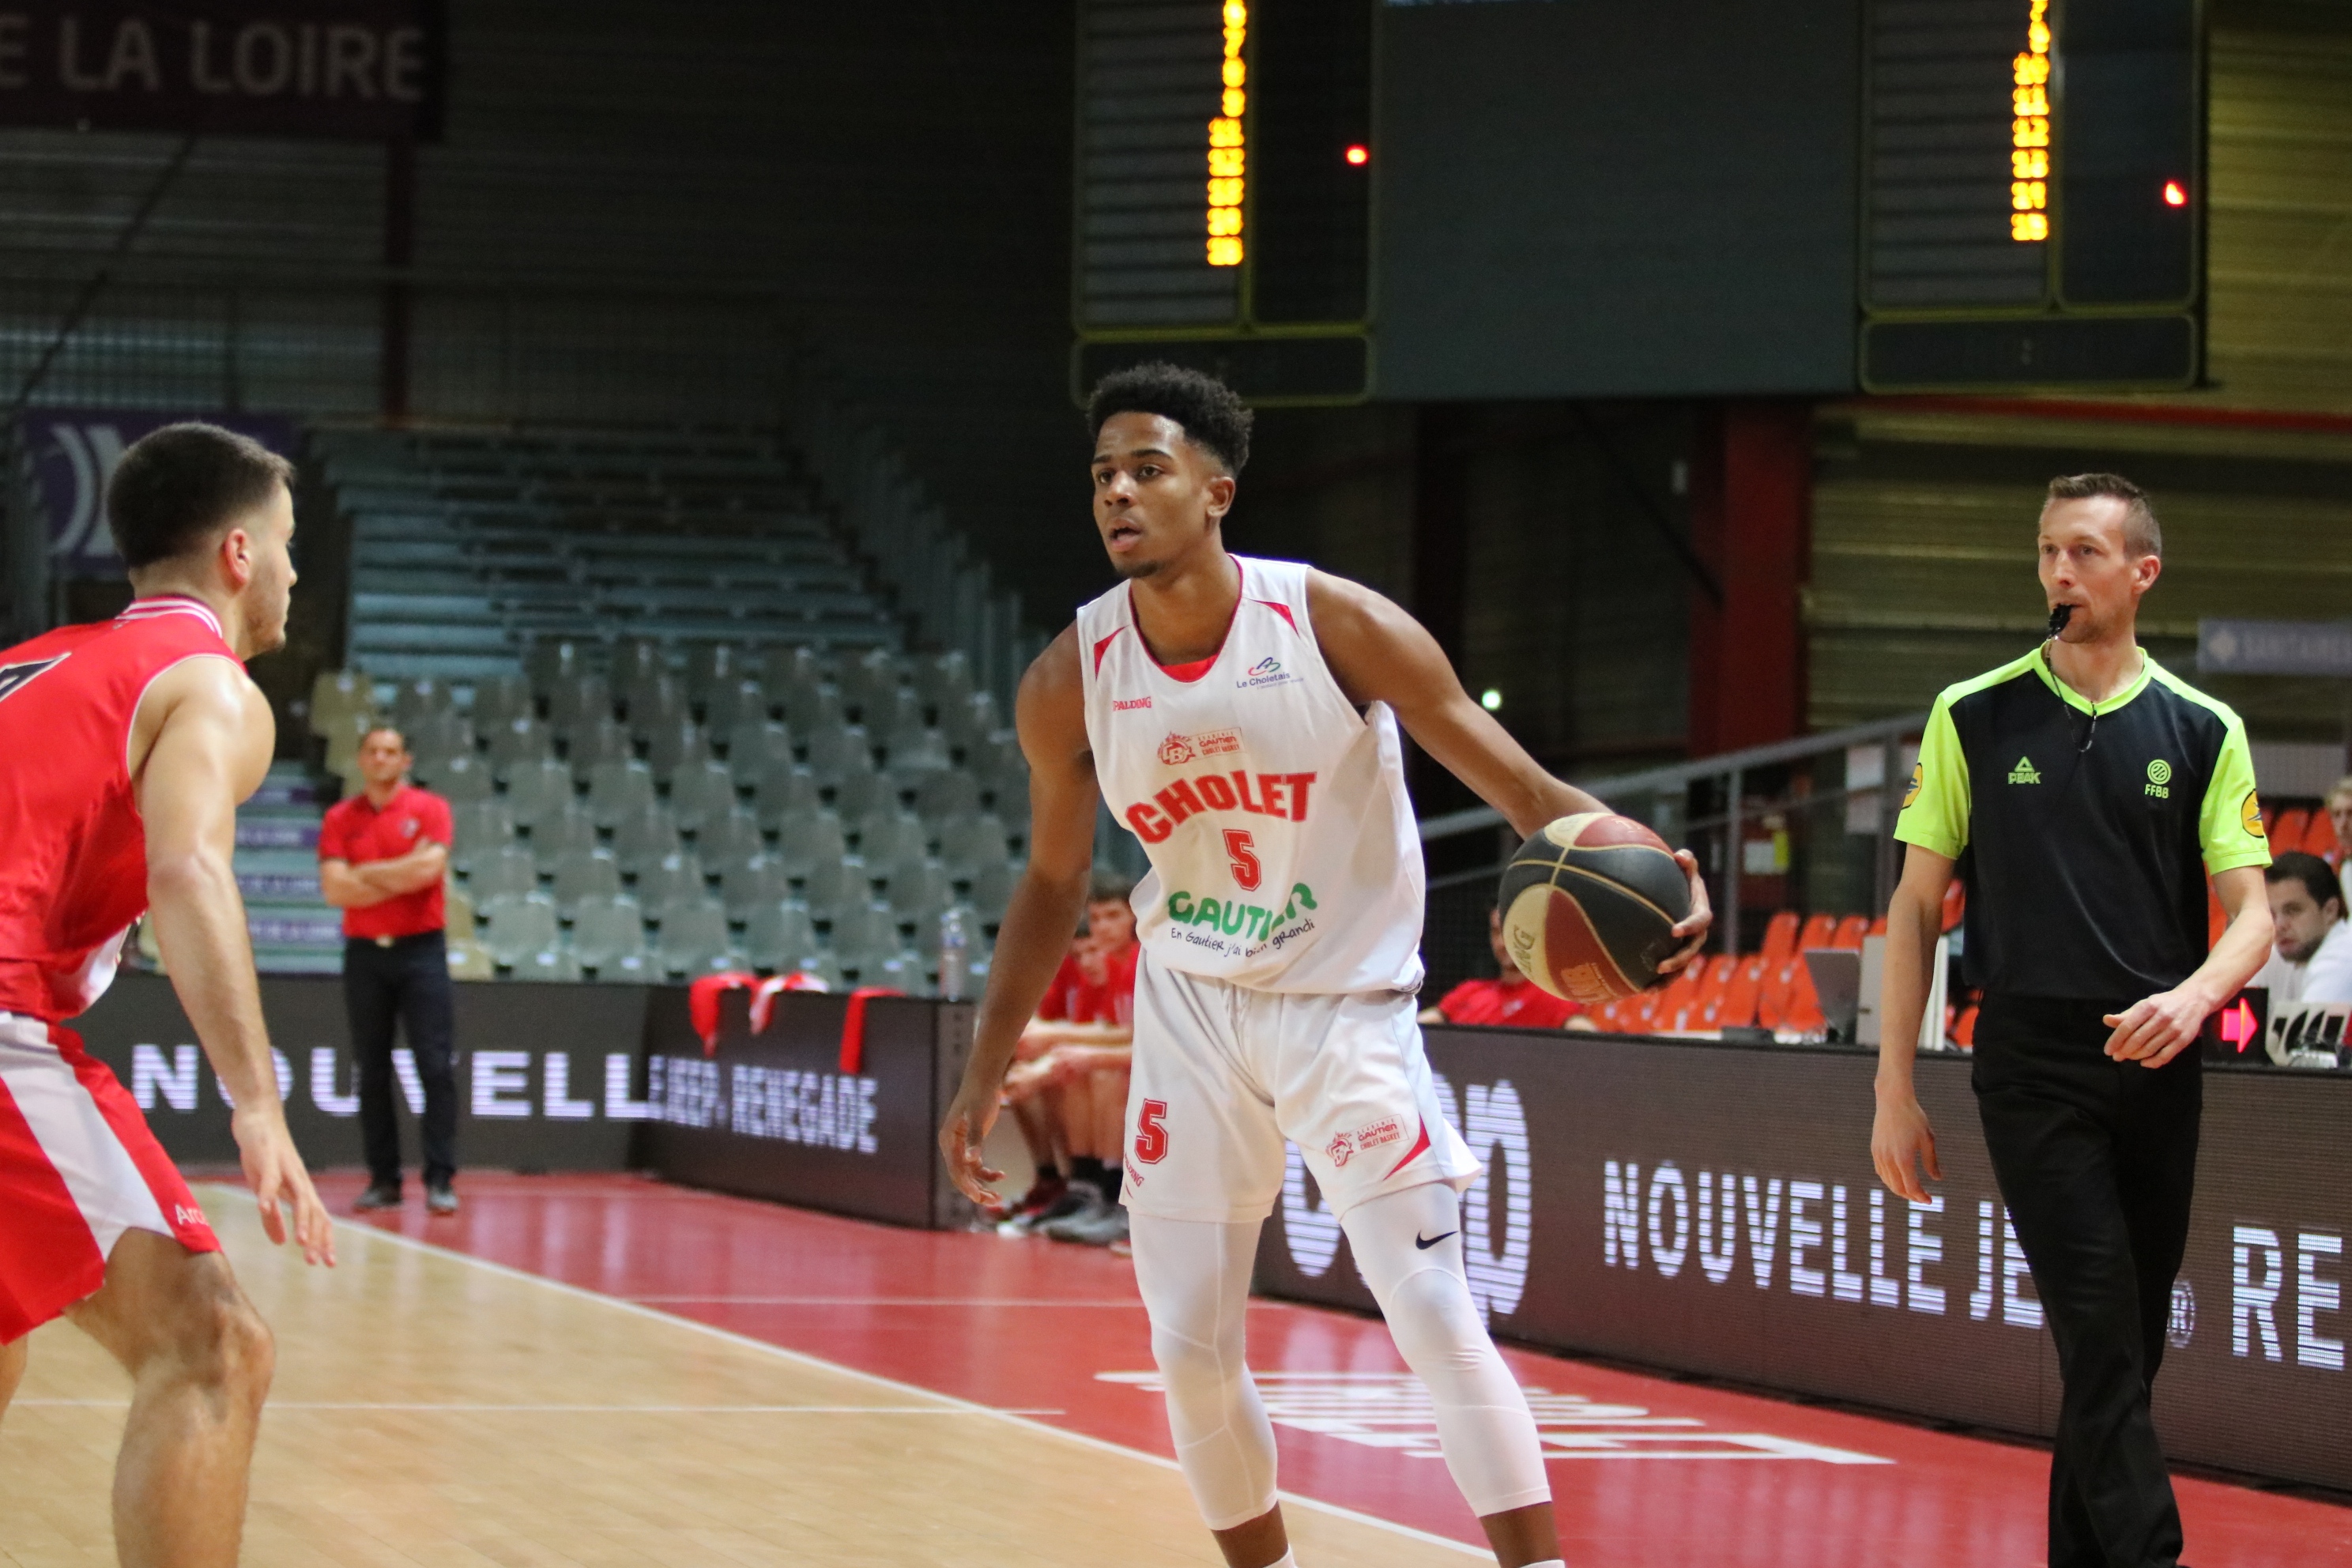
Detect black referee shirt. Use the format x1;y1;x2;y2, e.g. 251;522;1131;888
1896;648;2268;1003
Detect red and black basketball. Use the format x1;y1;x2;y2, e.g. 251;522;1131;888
1497;812;1691;1004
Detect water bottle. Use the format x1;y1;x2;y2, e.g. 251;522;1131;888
938;905;969;1001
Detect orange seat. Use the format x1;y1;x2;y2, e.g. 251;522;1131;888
2270;808;2309;858
1623;989;1664;1034
1830;914;1869;950
1709;955;1766;1030
2303;810;2340;860
1675;956;1734;1030
1755;958;1797;1030
1954;1003;1979;1049
1758;910;1800;964
1867;914;1888;938
1940;879;1966;933
2260;801;2278;834
1781;957;1825;1035
1796;912;1838;952
1590;996;1626;1032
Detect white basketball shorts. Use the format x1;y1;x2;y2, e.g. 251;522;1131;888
0;1012;219;1341
1121;956;1480;1225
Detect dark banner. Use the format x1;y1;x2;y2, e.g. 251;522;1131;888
0;2;442;140
74;971;651;1171
1256;1028;2352;1494
638;988;979;1231
21;409;299;576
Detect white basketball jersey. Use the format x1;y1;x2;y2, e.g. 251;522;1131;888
1076;556;1424;995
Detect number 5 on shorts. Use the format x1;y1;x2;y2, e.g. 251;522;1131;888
1134;1099;1170;1164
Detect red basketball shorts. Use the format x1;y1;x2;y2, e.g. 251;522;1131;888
0;1012;220;1341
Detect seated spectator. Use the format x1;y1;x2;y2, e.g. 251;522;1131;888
1419;908;1592;1031
2326;777;2352;870
2254;852;2352;1005
997;873;1137;1246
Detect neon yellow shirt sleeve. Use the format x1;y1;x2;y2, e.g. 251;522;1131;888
1894;695;1969;860
2200;714;2271;874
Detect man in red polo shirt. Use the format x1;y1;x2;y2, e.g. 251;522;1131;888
1423;908;1591;1031
317;725;457;1214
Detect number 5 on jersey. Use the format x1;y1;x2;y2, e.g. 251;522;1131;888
1133;1099;1170;1164
1223;828;1261;891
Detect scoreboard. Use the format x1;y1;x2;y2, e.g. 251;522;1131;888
1860;0;2204;391
1072;0;1373;404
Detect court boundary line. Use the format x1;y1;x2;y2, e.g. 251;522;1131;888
202;1187;1486;1561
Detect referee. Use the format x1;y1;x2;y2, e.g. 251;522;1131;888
318;724;460;1215
1874;473;2273;1568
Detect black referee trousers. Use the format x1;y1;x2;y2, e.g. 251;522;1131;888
1973;993;2200;1568
344;931;458;1191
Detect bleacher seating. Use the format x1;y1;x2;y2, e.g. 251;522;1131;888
299;628;1028;986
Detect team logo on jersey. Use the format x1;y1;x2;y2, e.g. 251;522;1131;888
1197;726;1242;756
1159;733;1196;766
404;817;422;837
2145;759;2172;799
0;654;67;705
1125;770;1317;843
1164;882;1317;944
1902;762;1922;808
2242;790;2263;839
1236;656;1297;691
1325;1114;1404;1170
2008;756;2041;785
1112;696;1154;711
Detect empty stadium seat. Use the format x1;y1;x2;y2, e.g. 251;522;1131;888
469;672;536;729
2304;809;2341;860
635;850;707;911
444;883;477;940
912;650;974;714
1653;961;1710;1032
545;674;614;739
914;769;980;820
1830;914;1869;949
695;807;767;867
827;763;892;820
687;643;754;704
726;718;796;776
778;681;845;736
967;858;1018;926
2270;808;2310;858
319;707;380;784
1781;957;1826;1035
569;895;650;974
426;750;496;805
720;855;794;922
529;803;601;871
446;940;496;981
526;639;588;690
586;760;658;827
785;950;847;991
1709;955;1766;1031
847;947;927;993
390;676;455;730
402;708;474;771
701;677;771;734
852;808;927;866
879;856;952;930
450;801;514;873
484;712;555;782
551;849;623;914
609;638;666;692
643;718;710;786
742;900;821;971
665;760;741;836
607;805;682;878
307;668;372;740
838;650;908;721
763;645;832;697
865;686;923;740
1794;912;1838;953
567;715;636;778
747;765;820;828
883;724;952;778
512;947;585;982
771;807;849;877
799;855;873;916
1758;910;1801;964
803;722;872;782
654;899;741;978
1756;957;1800;1031
826;896;899;956
478;894;560;967
469;846;541;903
938;812;1012;881
625;674;689;738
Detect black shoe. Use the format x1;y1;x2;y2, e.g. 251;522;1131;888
352;1183;402;1212
426;1184;460;1216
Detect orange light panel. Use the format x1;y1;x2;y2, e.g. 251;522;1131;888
1344;144;1369;166
1206;2;1248;266
2009;0;2052;243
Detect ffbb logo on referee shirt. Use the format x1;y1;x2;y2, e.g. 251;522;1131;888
2147;759;2173;799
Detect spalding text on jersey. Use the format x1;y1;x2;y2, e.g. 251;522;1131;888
1124;768;1317;845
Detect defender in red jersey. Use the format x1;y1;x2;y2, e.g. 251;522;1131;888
0;424;333;1568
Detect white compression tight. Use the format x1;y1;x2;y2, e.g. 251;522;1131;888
1129;1184;1551;1532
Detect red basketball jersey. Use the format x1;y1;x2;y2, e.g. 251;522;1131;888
0;595;240;1021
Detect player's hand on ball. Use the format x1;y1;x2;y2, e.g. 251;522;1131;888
939;1078;1008;1214
1870;1094;1941;1205
2101;989;2203;1068
1657;849;1713;977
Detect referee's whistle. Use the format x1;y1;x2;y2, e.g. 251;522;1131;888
2046;603;2074;639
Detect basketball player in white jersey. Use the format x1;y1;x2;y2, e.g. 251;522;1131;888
942;364;1709;1568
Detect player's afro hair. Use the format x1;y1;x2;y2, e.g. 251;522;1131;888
1087;362;1253;474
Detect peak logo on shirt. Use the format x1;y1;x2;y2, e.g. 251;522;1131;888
2008;756;2041;786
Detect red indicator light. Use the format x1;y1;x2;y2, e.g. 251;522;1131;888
2163;179;2188;207
1344;144;1369;166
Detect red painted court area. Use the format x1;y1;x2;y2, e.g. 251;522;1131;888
327;1172;2352;1566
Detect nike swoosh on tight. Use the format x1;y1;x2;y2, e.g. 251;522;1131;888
1414;1231;1457;1250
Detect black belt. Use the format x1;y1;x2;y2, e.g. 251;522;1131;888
347;930;445;951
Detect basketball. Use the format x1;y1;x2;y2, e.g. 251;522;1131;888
1497;812;1691;1004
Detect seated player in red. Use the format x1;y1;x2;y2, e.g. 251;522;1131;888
1002;874;1140;1244
1420;908;1593;1031
0;423;335;1568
